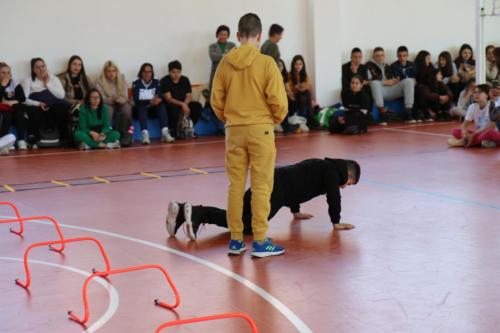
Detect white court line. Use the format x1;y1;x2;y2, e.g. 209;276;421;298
0;256;119;333
380;127;451;138
0;216;313;333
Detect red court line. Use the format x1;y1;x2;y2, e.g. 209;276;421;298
15;237;111;289
154;312;259;332
68;264;180;326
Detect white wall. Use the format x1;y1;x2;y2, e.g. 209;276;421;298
2;0;500;106
1;0;309;85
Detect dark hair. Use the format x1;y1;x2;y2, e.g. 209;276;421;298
137;63;154;79
65;55;90;91
216;25;230;37
423;68;440;87
455;43;475;66
84;88;104;119
351;47;362;54
168;60;182;72
397;46;408;54
346;160;361;184
437;51;453;78
351;74;364;84
290;55;307;85
373;47;384;54
414;50;431;71
238;13;262;38
475;83;490;98
30;57;44;81
494;47;500;68
268;23;284;37
277;59;288;84
486;45;495;54
465;77;476;89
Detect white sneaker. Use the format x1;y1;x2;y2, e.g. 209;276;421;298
379;121;388;126
31;144;38;150
481;140;496;148
406;119;417;124
274;124;284;132
166;201;180;236
141;130;150;145
79;142;92;150
299;123;310;132
0;134;16;155
17;140;27;150
106;141;121;149
448;137;465;147
424;118;434;122
161;127;175;143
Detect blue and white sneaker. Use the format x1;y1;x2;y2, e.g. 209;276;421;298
228;239;246;255
251;238;285;258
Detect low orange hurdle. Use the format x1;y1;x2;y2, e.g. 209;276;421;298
68;264;180;326
15;237;111;289
154;312;259;332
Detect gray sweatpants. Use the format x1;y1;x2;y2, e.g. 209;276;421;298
370;78;415;108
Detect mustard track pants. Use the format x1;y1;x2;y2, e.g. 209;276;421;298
225;124;276;241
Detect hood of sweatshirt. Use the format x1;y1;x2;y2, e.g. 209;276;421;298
225;44;260;71
324;158;349;185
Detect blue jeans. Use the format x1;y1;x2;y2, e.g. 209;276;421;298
136;103;168;130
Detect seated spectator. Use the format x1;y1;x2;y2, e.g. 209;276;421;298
451;44;476;102
341;47;368;93
331;75;370;134
132;63;174;144
448;84;500;148
74;89;120;150
490;84;500;130
288;55;317;130
489;47;500;86
415;68;453;121
367;47;415;125
436;51;459;85
414;50;434;85
21;58;71;148
260;24;284;63
451;78;475;118
58;55;92;112
95;60;132;133
0;133;16;155
208;25;236;95
485;45;498;84
0;62;27;149
391;46;417;80
160;60;202;138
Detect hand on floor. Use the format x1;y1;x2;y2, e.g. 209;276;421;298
333;223;355;230
293;212;314;220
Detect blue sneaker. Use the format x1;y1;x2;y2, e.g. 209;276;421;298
228;239;246;255
251;238;285;258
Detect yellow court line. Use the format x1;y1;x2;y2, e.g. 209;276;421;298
140;172;162;180
51;180;70;187
189;168;208;175
3;185;15;192
93;176;110;184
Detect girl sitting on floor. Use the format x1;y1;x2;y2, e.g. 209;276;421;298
448;84;500;148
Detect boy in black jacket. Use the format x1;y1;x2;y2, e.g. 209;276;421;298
166;158;361;240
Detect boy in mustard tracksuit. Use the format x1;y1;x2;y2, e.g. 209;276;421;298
211;13;288;257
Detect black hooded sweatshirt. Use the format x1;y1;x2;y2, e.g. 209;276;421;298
270;158;348;224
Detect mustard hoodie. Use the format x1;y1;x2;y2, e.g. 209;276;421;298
211;44;288;127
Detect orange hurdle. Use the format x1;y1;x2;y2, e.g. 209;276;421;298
68;264;180;326
154;312;259;332
15;237;111;289
0;202;66;252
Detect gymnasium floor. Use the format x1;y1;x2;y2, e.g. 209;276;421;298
0;121;499;333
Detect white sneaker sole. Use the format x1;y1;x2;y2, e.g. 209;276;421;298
228;247;247;255
251;249;285;258
166;201;179;236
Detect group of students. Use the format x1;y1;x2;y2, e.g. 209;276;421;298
0;57;202;153
338;44;500;147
